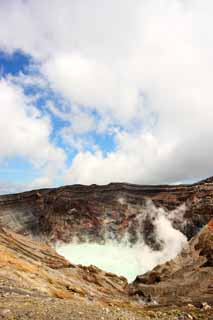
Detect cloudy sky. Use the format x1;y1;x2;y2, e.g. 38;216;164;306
0;0;213;194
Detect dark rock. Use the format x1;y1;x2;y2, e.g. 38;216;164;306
129;223;213;306
0;177;213;246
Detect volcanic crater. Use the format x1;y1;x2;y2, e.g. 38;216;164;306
0;177;212;319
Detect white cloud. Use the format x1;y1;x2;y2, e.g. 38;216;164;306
0;0;213;187
0;79;66;188
47;101;96;135
43;53;140;126
64;132;174;185
65;127;213;185
0;181;26;195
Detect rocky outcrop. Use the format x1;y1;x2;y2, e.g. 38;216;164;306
0;225;128;303
0;177;213;246
129;222;213;306
0;177;212;286
0;222;212;319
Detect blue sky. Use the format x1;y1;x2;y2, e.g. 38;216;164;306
0;49;118;192
0;52;36;185
0;50;31;76
0;0;213;194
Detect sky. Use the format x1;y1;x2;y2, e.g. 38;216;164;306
0;0;213;194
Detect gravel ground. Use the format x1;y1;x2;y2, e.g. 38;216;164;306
0;296;212;320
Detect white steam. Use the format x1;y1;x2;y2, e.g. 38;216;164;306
57;202;187;282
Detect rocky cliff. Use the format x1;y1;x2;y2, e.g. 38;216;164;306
129;221;213;307
0;225;128;303
0;223;212;319
0;178;213;319
0;222;212;319
0;177;212;246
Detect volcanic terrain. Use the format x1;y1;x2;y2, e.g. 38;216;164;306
0;177;212;319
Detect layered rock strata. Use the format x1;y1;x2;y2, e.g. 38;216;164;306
0;225;128;303
0;177;213;247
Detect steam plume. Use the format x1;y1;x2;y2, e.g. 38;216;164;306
57;202;187;282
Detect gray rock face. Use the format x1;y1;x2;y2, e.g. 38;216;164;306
0;177;212;245
129;223;213;306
